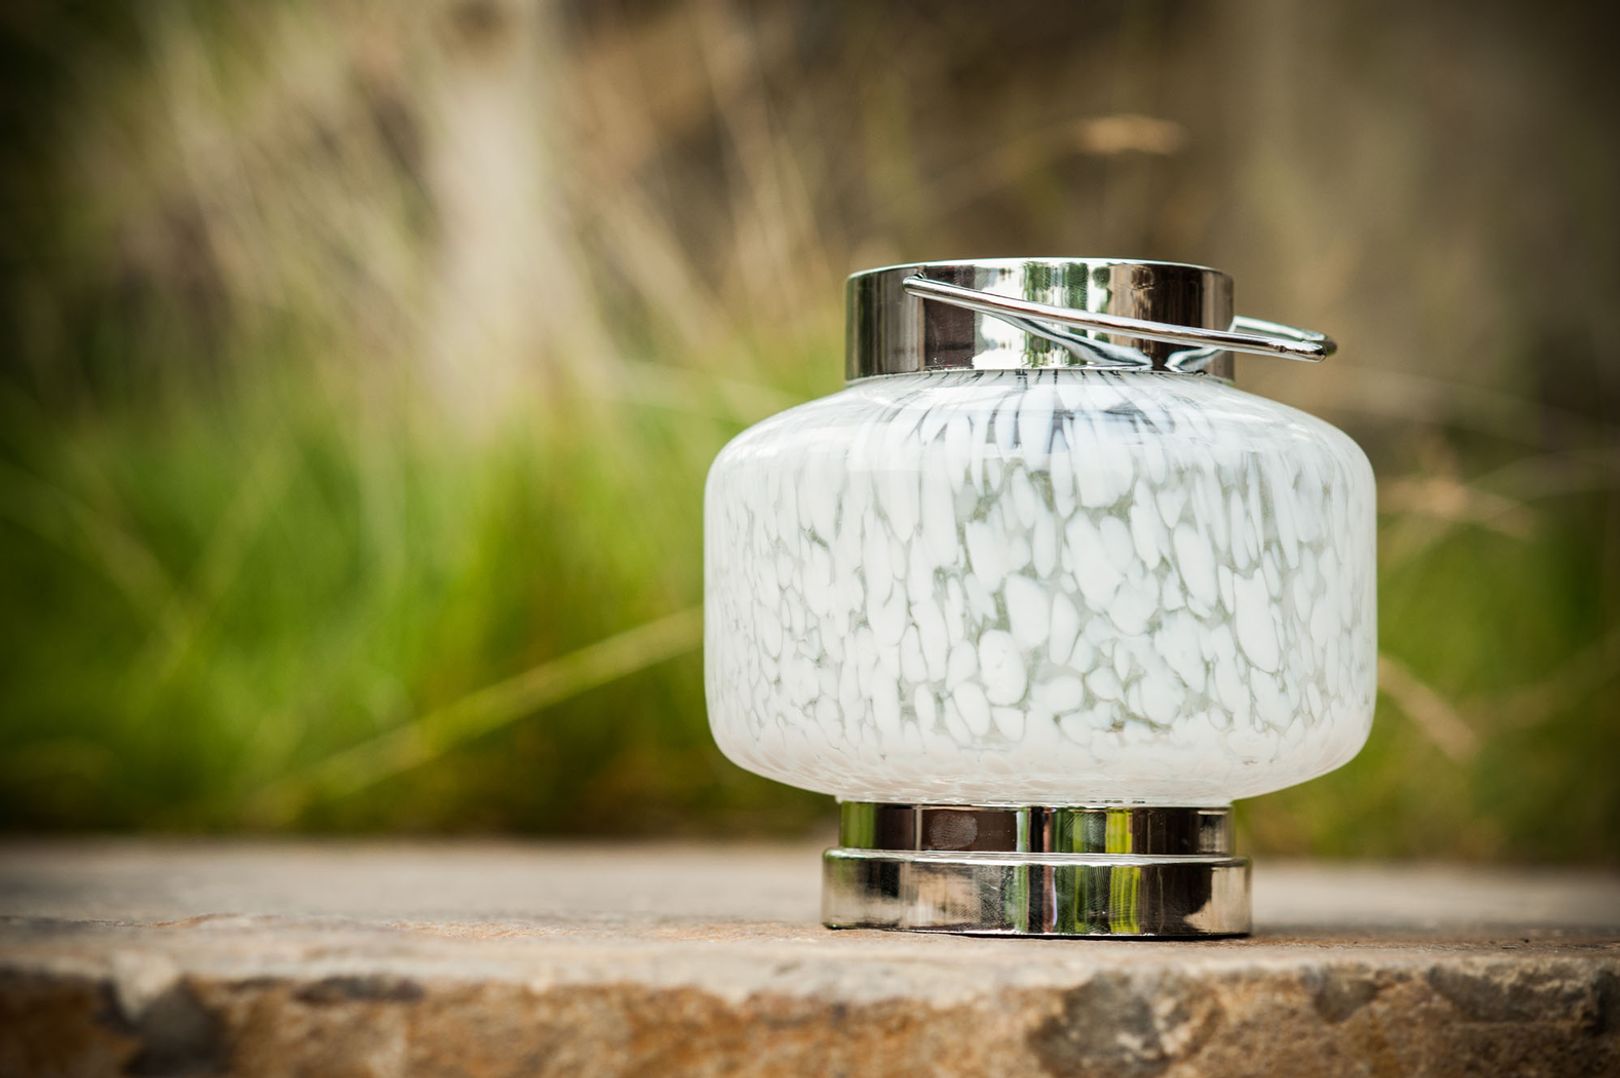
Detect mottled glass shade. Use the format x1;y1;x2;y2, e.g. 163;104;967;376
704;370;1376;804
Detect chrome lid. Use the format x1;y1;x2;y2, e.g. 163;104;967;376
845;257;1335;382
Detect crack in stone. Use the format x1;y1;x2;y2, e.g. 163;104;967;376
293;974;426;1004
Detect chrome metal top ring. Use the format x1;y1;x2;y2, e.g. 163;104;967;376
846;257;1334;381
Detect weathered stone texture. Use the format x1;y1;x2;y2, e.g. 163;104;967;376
0;843;1615;1076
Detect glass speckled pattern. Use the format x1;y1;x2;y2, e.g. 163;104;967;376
704;371;1375;804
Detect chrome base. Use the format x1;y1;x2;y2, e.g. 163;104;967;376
822;803;1250;938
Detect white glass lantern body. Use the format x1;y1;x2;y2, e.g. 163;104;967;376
704;369;1376;806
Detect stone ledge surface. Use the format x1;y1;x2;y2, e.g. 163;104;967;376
0;841;1616;1076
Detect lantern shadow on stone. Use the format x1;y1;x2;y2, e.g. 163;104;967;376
704;259;1376;937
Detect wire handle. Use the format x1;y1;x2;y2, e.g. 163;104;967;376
901;275;1335;362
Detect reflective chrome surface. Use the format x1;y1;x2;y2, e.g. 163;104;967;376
903;277;1335;363
824;803;1251;937
846;258;1335;381
840;803;1233;856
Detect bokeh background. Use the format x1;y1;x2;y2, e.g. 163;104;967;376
2;0;1616;861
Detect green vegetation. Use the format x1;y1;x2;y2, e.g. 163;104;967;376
1;2;1615;859
0;357;832;834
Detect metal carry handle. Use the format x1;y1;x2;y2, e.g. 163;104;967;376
901;275;1336;362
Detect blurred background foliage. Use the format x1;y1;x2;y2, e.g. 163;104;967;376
1;0;1616;859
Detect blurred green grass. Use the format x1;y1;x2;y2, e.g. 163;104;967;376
0;351;831;833
0;0;1616;859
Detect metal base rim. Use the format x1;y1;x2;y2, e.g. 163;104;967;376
821;803;1251;938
